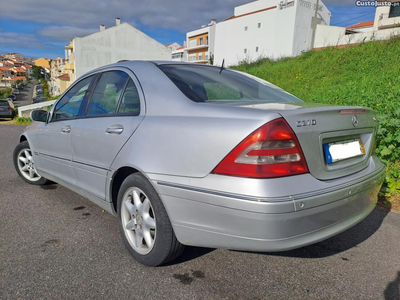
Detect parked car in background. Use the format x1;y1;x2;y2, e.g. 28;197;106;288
0;99;15;119
13;89;19;95
14;61;385;267
7;94;16;101
36;88;43;94
32;96;46;103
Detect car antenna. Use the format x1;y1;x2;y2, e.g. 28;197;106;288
219;59;225;74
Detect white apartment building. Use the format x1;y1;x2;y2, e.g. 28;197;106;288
65;18;171;80
213;0;331;66
186;19;217;64
166;42;187;61
315;2;400;49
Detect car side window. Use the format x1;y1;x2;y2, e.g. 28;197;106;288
117;79;140;115
53;75;95;121
87;71;129;116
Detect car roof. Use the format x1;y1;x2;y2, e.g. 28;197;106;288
84;60;217;77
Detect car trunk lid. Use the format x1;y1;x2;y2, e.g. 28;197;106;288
237;102;378;180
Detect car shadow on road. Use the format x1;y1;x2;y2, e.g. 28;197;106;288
384;271;400;300
40;183;58;190
165;246;215;266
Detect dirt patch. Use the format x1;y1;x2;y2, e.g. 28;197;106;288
0;119;19;125
378;194;400;213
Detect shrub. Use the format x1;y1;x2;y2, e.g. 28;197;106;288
15;117;32;125
0;88;13;99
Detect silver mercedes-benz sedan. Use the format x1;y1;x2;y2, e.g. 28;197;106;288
14;61;385;266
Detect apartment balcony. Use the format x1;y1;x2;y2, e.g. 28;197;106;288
377;13;400;30
186;42;209;51
188;56;209;64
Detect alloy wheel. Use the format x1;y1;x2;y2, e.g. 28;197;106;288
17;149;41;182
121;187;156;255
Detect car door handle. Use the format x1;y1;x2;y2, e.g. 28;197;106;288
61;126;71;133
106;125;124;134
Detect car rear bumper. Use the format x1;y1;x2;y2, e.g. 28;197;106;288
0;111;14;118
152;156;385;251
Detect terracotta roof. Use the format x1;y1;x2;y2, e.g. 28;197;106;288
223;2;294;21
10;76;26;81
176;45;186;50
165;43;173;47
13;67;26;73
0;66;10;71
58;73;70;79
347;21;374;29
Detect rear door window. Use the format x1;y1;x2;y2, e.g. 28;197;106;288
117;79;140;115
87;71;129;116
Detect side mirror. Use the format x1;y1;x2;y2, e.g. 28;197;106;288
30;110;48;123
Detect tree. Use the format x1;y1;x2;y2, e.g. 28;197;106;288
32;66;44;80
209;54;214;65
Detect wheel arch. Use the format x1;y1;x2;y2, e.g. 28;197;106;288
19;134;28;143
110;166;142;214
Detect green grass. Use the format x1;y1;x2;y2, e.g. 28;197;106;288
0;88;13;99
15;117;32;125
233;37;400;197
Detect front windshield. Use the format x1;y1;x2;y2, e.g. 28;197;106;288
158;64;302;104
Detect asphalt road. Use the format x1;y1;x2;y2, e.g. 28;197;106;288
1;125;400;299
13;83;34;107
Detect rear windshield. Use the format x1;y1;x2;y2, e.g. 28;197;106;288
0;100;9;106
158;64;302;103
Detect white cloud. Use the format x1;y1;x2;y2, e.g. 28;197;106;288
36;26;98;41
1;0;249;34
0;30;57;49
323;0;357;5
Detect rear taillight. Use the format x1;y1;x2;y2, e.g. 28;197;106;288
8;107;12;111
213;118;309;178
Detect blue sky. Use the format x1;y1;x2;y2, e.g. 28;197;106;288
0;0;377;59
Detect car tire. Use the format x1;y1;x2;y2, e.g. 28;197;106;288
13;141;50;185
117;173;185;266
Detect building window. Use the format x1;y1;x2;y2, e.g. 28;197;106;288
199;37;203;45
199;54;203;61
244;49;247;54
244;26;248;31
189;39;196;47
258;23;261;28
189;54;196;61
389;5;400;18
206;36;209;45
256;47;259;52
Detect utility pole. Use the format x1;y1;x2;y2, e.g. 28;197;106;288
311;0;320;50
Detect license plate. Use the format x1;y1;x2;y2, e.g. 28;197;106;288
323;139;365;164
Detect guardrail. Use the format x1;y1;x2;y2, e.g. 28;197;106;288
18;100;57;117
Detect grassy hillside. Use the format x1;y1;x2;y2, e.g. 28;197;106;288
234;37;400;199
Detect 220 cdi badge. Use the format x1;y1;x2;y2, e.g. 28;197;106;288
14;61;385;266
